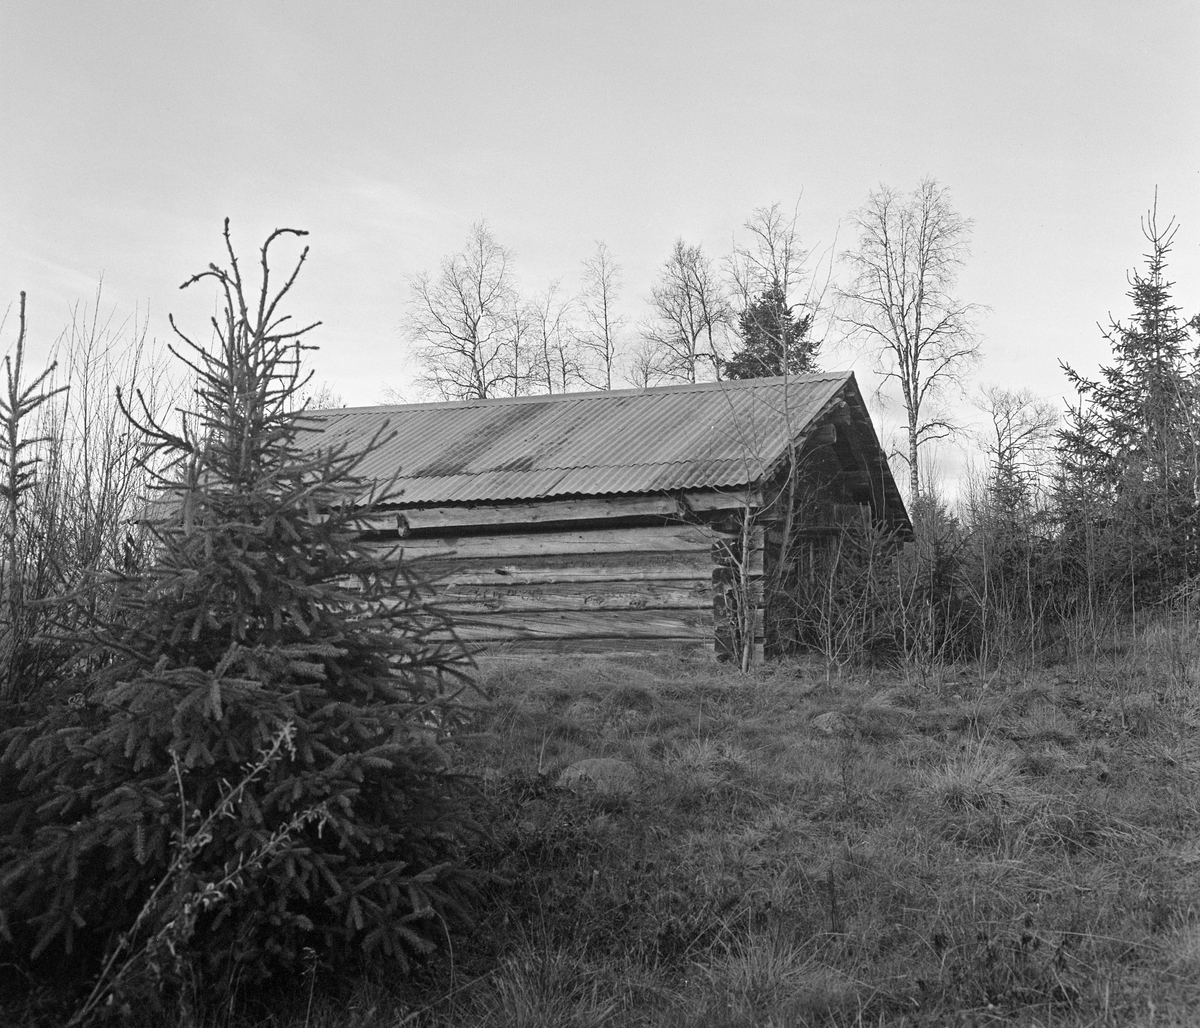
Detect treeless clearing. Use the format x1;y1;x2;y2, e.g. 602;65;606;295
259;635;1200;1027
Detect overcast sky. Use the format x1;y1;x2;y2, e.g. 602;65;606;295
2;1;1198;479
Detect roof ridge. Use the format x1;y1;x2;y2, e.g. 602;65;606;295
310;371;853;416
386;455;764;478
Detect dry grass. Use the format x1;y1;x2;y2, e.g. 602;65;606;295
428;638;1200;1027
83;626;1200;1027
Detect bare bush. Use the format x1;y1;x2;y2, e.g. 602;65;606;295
0;288;174;699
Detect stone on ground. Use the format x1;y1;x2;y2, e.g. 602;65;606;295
557;757;638;796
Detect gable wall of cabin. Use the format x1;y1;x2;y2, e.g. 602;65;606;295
358;491;765;656
756;421;905;659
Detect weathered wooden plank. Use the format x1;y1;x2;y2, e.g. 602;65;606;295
434;565;712;586
712;574;764;605
359;490;762;534
437;597;710;616
363;524;713;564
684;490;762;514
748;525;766;579
399;548;714;581
434;579;711;613
472;637;715;655
752;604;766;665
436;608;711;641
711;544;765;578
748;549;765;578
439;597;709;617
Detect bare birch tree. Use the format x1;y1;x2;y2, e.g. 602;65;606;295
978;385;1058;516
579;241;625;390
406;221;523;400
622;336;666;389
643;239;731;384
728;202;809;309
839;178;982;499
528;281;583;394
299;380;344;410
505;302;538;396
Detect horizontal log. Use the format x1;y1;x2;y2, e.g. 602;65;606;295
434;565;712;586
440;598;708;617
435;608;712;642
357;490;763;534
712;549;765;578
363;524;714;564
680;490;763;514
433;579;711;613
472;637;716;656
409;546;713;576
712;580;764;606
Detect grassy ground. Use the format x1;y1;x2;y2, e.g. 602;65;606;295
261;636;1200;1025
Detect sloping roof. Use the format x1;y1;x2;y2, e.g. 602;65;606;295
306;372;871;508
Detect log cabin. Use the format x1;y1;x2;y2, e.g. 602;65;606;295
308;372;909;664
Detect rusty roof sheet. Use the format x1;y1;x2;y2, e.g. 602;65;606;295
305;373;854;507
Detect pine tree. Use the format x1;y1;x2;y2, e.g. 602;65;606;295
0;223;479;1015
1058;199;1200;606
722;281;817;380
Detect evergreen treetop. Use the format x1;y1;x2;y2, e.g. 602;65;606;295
723;281;818;380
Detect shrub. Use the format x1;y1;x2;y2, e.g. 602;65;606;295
0;291;67;699
0;223;479;1020
776;494;982;670
0;289;174;704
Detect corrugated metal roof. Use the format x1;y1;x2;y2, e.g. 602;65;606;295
305;373;854;507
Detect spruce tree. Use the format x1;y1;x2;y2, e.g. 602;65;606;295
1058;200;1200;607
0;223;478;1015
722;281;817;379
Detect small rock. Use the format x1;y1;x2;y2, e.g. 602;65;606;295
565;699;602;723
557;757;638;796
811;711;850;735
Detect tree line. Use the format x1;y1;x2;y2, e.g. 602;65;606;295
406;179;982;504
784;193;1200;669
405;202;823;400
407;183;1200;660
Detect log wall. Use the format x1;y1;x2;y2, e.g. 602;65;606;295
359;491;773;657
361;502;734;654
